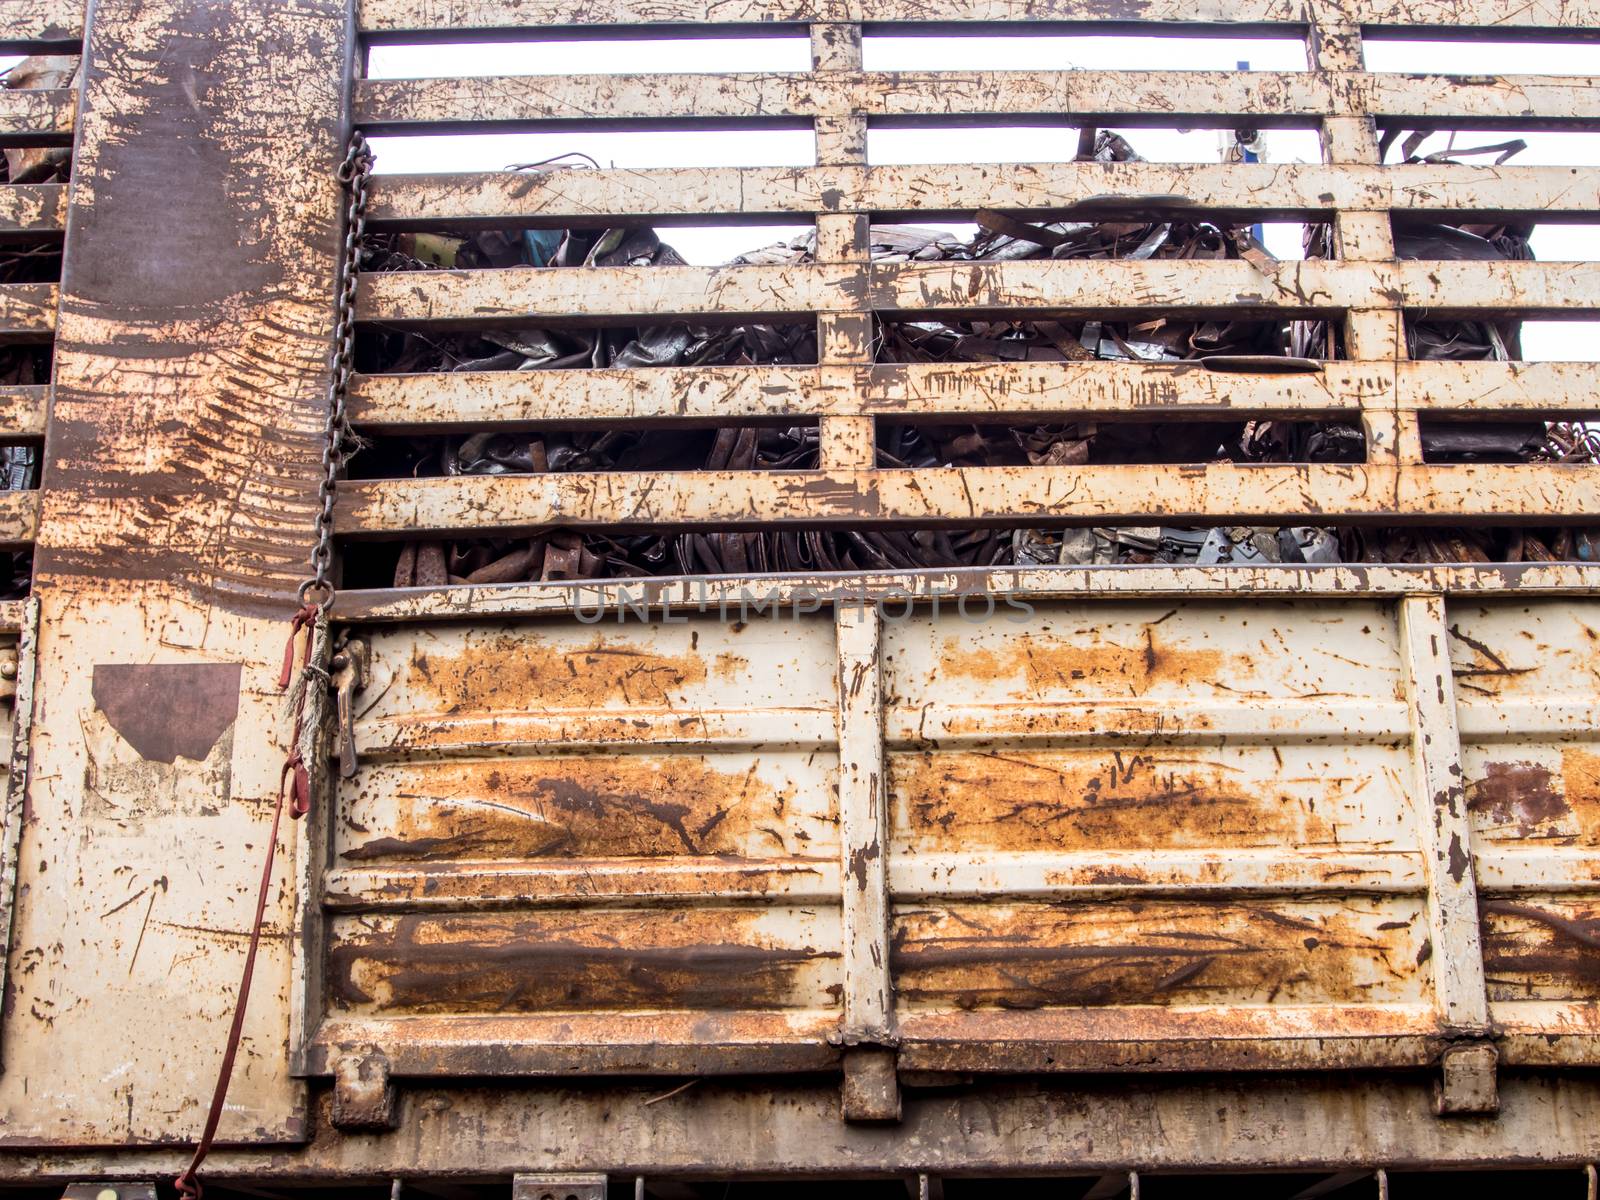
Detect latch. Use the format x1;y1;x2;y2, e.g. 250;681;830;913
332;1048;397;1130
331;636;369;779
1435;1041;1499;1116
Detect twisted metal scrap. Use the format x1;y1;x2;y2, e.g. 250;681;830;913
355;134;1593;584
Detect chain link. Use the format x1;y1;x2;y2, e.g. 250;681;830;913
299;131;375;612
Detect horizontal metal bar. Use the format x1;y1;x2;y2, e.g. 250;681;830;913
354;71;1600;133
325;859;843;909
309;1009;1451;1079
0;88;76;143
356;261;1600;326
0;490;38;548
889;849;1425;898
357;70;1331;131
0;283;57;338
324;852;1430;912
0;184;66;236
367;162;1600;226
0;0;83;50
885;699;1414;744
894;1007;1447;1075
358;261;858;325
1455;697;1600;739
356;0;1600;33
347;361;1600;431
334;463;1600;536
331;563;1600;624
305;1012;843;1078
1476;847;1600;894
353;706;838;755
15;1071;1600;1178
0;385;49;439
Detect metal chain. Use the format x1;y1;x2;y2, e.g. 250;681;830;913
299;131;374;612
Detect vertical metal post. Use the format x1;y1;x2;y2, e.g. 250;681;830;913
1398;596;1491;1036
811;20;875;473
1308;15;1419;469
835;600;897;1119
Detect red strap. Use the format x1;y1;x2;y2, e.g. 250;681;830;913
277;603;318;690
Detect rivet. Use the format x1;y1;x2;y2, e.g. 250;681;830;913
0;660;15;679
97;1189;118;1200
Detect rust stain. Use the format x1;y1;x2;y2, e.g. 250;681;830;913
1482;899;1600;1001
341;754;823;861
939;628;1228;698
89;663;242;763
403;631;714;711
1466;751;1600;843
891;900;1426;1011
1563;748;1600;844
1466;761;1570;835
893;750;1336;853
327;910;838;1014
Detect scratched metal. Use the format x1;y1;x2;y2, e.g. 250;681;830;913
359;0;1600;31
1449;600;1600;1057
8;0;1600;1180
308;614;847;1073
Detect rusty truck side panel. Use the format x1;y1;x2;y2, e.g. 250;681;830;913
0;0;1599;1185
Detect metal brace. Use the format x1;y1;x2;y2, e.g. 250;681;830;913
331;1048;398;1130
512;1174;608;1200
331;636;369;779
1435;1042;1500;1115
842;1046;902;1123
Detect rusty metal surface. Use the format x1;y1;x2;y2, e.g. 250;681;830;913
11;1074;1600;1179
0;183;64;235
0;282;55;337
334;463;1600;534
292;592;1600;1083
367;162;1600;224
0;0;350;1155
357;0;1600;28
357;70;1600;134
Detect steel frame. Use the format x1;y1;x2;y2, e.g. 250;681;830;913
0;0;1598;1182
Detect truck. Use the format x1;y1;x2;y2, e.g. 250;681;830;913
0;0;1598;1193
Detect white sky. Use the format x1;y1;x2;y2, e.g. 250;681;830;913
6;36;1598;358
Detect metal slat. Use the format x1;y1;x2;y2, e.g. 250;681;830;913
367;162;1600;225
356;70;1335;130
0;490;39;547
0;89;76;142
333;463;1600;535
875;259;1600;318
0;386;49;438
356;0;1600;31
355;260;1600;325
346;361;1600;430
0;185;67;237
0;285;57;339
0;0;84;49
354;71;1600;132
330;564;1600;624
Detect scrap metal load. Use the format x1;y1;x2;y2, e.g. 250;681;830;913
352;133;1599;589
